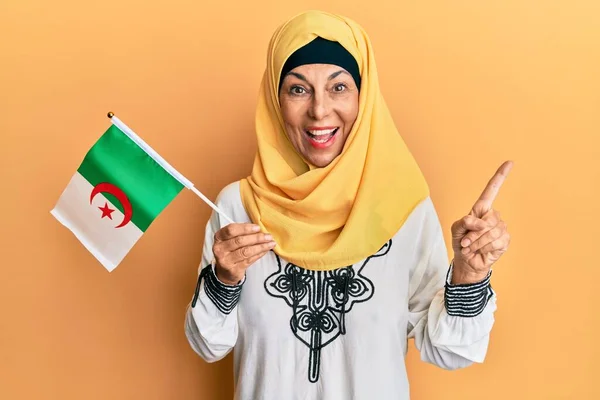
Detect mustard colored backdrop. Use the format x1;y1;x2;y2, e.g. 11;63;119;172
1;0;598;399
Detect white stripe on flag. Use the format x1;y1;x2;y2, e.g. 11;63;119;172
51;172;143;272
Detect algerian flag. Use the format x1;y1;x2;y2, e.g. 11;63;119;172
51;113;231;272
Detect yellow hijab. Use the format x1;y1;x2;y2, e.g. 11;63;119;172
239;10;429;271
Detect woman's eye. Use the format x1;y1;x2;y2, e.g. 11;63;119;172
333;83;347;92
291;86;306;94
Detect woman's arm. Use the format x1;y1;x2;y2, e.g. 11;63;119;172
407;200;497;370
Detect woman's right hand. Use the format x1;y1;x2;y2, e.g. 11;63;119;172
212;223;276;285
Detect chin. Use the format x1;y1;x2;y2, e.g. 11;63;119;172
306;153;337;168
311;160;332;168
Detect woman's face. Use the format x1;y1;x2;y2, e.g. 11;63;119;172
279;63;359;168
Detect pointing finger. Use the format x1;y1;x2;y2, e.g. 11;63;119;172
472;160;513;215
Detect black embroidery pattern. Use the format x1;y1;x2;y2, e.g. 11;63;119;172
444;265;494;317
264;240;392;383
192;265;243;314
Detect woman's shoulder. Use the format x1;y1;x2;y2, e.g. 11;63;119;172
404;195;439;226
215;180;242;207
392;195;443;245
213;180;250;222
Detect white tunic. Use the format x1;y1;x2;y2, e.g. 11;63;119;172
184;181;496;400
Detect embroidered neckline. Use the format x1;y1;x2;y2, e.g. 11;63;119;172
264;240;392;382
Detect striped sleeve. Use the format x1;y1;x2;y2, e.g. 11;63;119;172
192;264;244;315
444;263;494;317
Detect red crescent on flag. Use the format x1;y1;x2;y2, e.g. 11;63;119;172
90;182;133;228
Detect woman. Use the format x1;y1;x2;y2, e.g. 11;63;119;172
185;10;511;399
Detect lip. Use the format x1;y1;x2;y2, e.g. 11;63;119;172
304;127;339;149
306;126;337;131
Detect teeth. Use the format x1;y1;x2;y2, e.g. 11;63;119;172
308;128;336;136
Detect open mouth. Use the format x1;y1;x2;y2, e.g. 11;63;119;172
305;127;339;148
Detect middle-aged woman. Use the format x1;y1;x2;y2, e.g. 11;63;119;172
185;9;512;400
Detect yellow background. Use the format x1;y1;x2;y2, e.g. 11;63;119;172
1;1;598;399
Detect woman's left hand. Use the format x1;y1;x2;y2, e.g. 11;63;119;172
450;161;513;284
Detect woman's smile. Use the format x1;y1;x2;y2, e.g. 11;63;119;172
305;126;339;148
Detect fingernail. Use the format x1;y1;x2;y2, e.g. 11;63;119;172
461;239;471;247
251;225;260;232
264;234;273;241
269;241;277;248
461;247;470;254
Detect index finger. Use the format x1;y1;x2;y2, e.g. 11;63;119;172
474;160;513;210
214;223;261;242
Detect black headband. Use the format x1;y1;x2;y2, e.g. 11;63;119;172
279;37;361;92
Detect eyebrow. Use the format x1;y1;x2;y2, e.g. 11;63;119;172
286;69;349;83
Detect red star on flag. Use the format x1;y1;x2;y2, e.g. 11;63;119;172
98;202;115;219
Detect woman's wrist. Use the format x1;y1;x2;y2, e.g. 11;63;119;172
450;260;490;285
214;263;244;286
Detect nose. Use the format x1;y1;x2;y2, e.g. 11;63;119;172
308;90;331;120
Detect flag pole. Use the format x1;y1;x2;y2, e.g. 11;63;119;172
189;186;234;224
107;112;235;225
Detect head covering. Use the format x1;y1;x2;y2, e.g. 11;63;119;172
239;10;429;271
279;36;361;92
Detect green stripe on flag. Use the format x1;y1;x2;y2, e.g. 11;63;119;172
78;124;184;231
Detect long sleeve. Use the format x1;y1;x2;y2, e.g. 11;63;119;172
407;203;497;370
184;198;244;363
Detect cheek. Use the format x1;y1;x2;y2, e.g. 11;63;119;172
280;103;307;144
281;102;302;128
341;103;359;132
338;91;359;126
